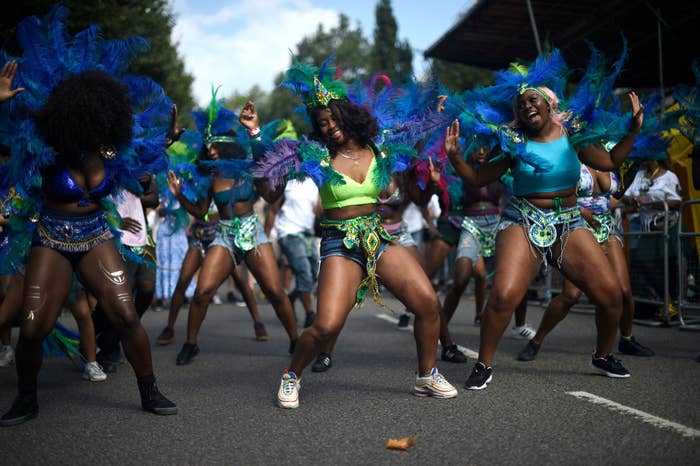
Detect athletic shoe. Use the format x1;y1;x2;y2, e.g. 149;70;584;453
140;381;178;415
473;313;482;327
277;370;300;409
0;345;15;367
0;392;38;427
82;361;107;382
212;294;222;304
304;312;316;328
176;342;199;366
618;336;654;357
464;362;493;390
590;354;630;378
441;344;468;363
517;340;541;361
397;313;411;330
254;321;269;341
156;326;175;346
311;353;332;372
507;325;536;340
414;367;458;398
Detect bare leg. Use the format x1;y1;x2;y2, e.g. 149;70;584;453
66;288;98;362
531;279;582;346
184;246;234;344
440;256;474;346
231;263;261;322
166;247;203;330
245;243;298;341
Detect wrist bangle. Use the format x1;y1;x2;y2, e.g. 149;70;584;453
248;127;261;138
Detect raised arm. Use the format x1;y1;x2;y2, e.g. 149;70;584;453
578;91;644;172
445;119;509;186
167;169;211;219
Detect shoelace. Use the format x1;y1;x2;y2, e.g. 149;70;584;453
432;371;448;386
282;377;297;395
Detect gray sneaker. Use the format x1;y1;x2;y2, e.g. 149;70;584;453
83;361;107;382
0;345;14;367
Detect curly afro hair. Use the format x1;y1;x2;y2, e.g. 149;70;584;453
309;99;378;151
36;70;133;165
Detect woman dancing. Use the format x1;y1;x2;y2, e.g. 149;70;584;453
255;59;457;408
445;50;643;389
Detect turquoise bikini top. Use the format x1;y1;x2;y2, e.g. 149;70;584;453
212;178;256;210
512;135;581;196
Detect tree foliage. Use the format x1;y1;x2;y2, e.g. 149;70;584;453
370;0;413;83
1;0;195;126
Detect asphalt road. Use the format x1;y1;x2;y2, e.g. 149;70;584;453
0;294;698;465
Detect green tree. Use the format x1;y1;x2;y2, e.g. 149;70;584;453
370;0;413;83
428;59;494;92
1;0;195;126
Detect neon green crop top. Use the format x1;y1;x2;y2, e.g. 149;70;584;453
319;156;382;209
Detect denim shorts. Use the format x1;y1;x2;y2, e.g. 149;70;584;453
456;214;500;263
279;233;319;292
384;222;416;248
210;214;269;264
498;197;588;266
319;227;390;270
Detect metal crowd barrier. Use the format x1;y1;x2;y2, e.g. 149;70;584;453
677;199;700;331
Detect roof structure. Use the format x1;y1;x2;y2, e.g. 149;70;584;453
424;0;699;89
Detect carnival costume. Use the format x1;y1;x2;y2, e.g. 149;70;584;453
0;6;177;426
254;58;444;305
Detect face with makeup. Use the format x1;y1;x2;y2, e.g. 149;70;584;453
315;107;346;147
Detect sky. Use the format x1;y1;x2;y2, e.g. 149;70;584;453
170;0;475;106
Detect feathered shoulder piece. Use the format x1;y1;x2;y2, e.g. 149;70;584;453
673;59;700;145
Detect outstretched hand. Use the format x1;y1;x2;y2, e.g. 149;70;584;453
436;95;447;113
167;170;182;197
628;91;644;134
239;100;260;131
445;119;462;158
0;61;25;103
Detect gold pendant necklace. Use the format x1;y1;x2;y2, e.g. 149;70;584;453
338;151;360;166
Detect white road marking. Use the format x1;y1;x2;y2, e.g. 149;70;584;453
375;313;479;359
566;391;700;439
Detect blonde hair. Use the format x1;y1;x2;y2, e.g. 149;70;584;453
510;86;570;129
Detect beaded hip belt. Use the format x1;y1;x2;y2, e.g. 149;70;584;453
512;197;580;248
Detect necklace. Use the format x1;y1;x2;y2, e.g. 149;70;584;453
338;151;360;166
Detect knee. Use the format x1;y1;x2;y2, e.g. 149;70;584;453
598;283;623;311
193;286;217;306
560;289;583;306
488;287;521;315
309;321;340;344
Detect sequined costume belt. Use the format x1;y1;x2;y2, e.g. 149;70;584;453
216;214;259;253
460;216;500;258
320;213;395;306
36;209;114;253
512;197;580;248
589;212;613;244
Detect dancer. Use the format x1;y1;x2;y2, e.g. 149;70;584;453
0;9;177;425
155;212;268;345
167;94;298;365
518;163;654;361
445;49;643;389
255;58;458;408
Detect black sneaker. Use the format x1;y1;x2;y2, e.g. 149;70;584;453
464;362;493;390
397;313;411;330
140;382;178;415
176;343;199;366
0;393;38;427
591;354;630;378
304;312;316;328
311;353;332;372
517;340;541;361
441;344;467;363
618;336;654;357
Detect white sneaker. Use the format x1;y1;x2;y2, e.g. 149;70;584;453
414;367;458;399
0;345;14;367
507;325;536;340
277;371;300;409
212;294;223;304
83;361;108;382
